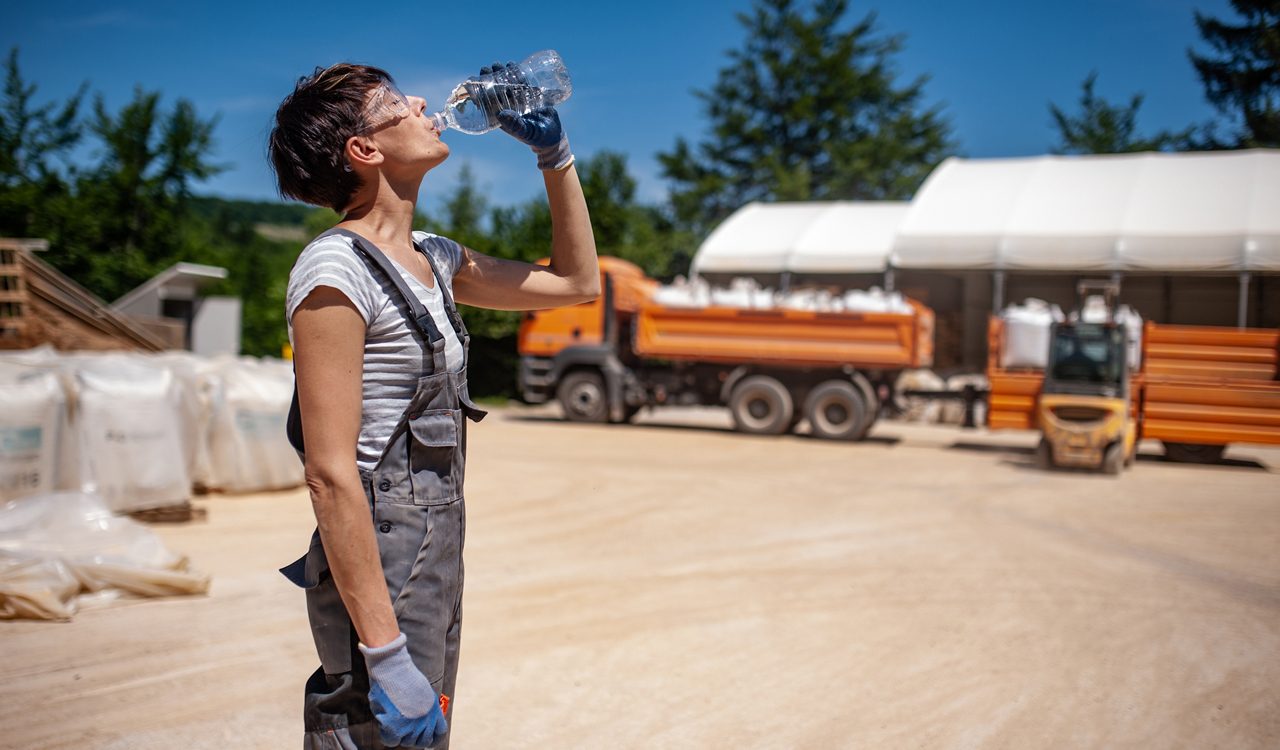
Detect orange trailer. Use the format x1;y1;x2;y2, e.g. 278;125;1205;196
518;257;934;440
987;317;1280;463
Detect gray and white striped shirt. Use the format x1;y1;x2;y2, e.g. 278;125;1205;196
286;230;466;472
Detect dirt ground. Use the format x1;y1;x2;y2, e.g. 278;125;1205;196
2;404;1278;749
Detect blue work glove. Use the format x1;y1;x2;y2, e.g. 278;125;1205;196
359;633;448;748
498;106;573;171
479;61;574;171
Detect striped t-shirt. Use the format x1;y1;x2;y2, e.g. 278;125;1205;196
286;230;466;472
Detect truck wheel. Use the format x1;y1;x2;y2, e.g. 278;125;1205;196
1163;442;1225;464
849;373;879;439
1103;442;1124;476
729;375;794;435
557;370;608;423
803;380;867;441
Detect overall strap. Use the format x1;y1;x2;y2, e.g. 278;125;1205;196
317;227;445;346
414;235;470;346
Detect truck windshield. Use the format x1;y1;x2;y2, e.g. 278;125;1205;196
1048;325;1125;385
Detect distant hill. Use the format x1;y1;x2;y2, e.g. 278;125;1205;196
189;196;312;227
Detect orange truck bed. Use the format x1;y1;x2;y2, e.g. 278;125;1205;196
518;257;658;358
634;301;934;370
986;318;1280;448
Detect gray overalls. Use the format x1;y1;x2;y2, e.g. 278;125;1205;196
282;228;487;750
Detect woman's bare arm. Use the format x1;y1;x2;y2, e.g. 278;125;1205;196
292;286;400;648
452;164;599;311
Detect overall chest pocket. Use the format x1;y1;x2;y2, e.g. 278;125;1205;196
407;408;460;504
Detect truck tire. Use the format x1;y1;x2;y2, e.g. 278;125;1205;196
1163;442;1225;464
803;380;867;441
729;375;793;435
558;370;608;423
850;372;879;439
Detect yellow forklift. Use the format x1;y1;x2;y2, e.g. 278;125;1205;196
1035;281;1138;476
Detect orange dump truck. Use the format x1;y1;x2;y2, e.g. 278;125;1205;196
518;257;934;440
987;317;1280;463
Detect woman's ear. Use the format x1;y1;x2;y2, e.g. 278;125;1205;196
345;135;383;171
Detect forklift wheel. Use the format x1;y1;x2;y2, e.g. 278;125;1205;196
1103;442;1124;476
1035;438;1053;470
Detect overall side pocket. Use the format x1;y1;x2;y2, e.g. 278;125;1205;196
407;409;459;504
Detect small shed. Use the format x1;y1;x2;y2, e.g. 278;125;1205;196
112;262;239;356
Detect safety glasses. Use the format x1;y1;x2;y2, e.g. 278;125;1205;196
355;81;412;135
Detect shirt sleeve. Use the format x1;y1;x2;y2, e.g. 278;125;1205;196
414;232;465;284
286;236;379;326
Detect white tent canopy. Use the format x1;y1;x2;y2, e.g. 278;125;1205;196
692;201;909;276
892;150;1280;272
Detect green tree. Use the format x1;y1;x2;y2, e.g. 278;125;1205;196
578;150;689;279
1189;0;1280;147
0;48;86;260
658;0;953;238
53;88;225;299
0;48;83;186
1049;72;1194;154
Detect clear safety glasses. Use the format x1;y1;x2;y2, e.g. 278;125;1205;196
355;82;412;135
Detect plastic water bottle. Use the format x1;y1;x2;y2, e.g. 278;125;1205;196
429;50;573;135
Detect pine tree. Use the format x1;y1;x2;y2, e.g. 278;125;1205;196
1049;72;1194;154
1189;0;1280;147
657;0;953;238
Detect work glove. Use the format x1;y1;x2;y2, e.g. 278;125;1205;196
479;60;574;171
359;633;448;748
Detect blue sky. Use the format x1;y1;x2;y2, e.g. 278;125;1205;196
5;0;1238;213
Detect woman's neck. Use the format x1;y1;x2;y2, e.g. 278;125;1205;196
340;173;422;248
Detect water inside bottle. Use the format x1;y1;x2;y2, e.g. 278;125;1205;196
444;80;549;133
435;74;571;135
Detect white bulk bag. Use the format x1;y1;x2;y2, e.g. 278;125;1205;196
151;352;221;489
204;358;303;493
73;357;190;513
652;276;711;308
1115;305;1144;370
1000;299;1065;370
843;288;914;315
0;371;66;502
893;369;947;423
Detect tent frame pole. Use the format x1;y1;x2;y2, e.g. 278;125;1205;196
992;270;1005;311
1238;272;1251;329
884;267;896;292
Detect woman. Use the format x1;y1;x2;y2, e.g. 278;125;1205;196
269;62;598;749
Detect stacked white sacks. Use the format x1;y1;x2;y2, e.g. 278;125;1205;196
0;349;304;510
999;299;1066;370
652;277;912;315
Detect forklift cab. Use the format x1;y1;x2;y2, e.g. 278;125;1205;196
1035;285;1138;475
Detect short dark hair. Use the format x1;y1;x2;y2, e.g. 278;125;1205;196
268;63;393;211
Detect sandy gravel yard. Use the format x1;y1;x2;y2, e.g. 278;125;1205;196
2;404;1278;749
